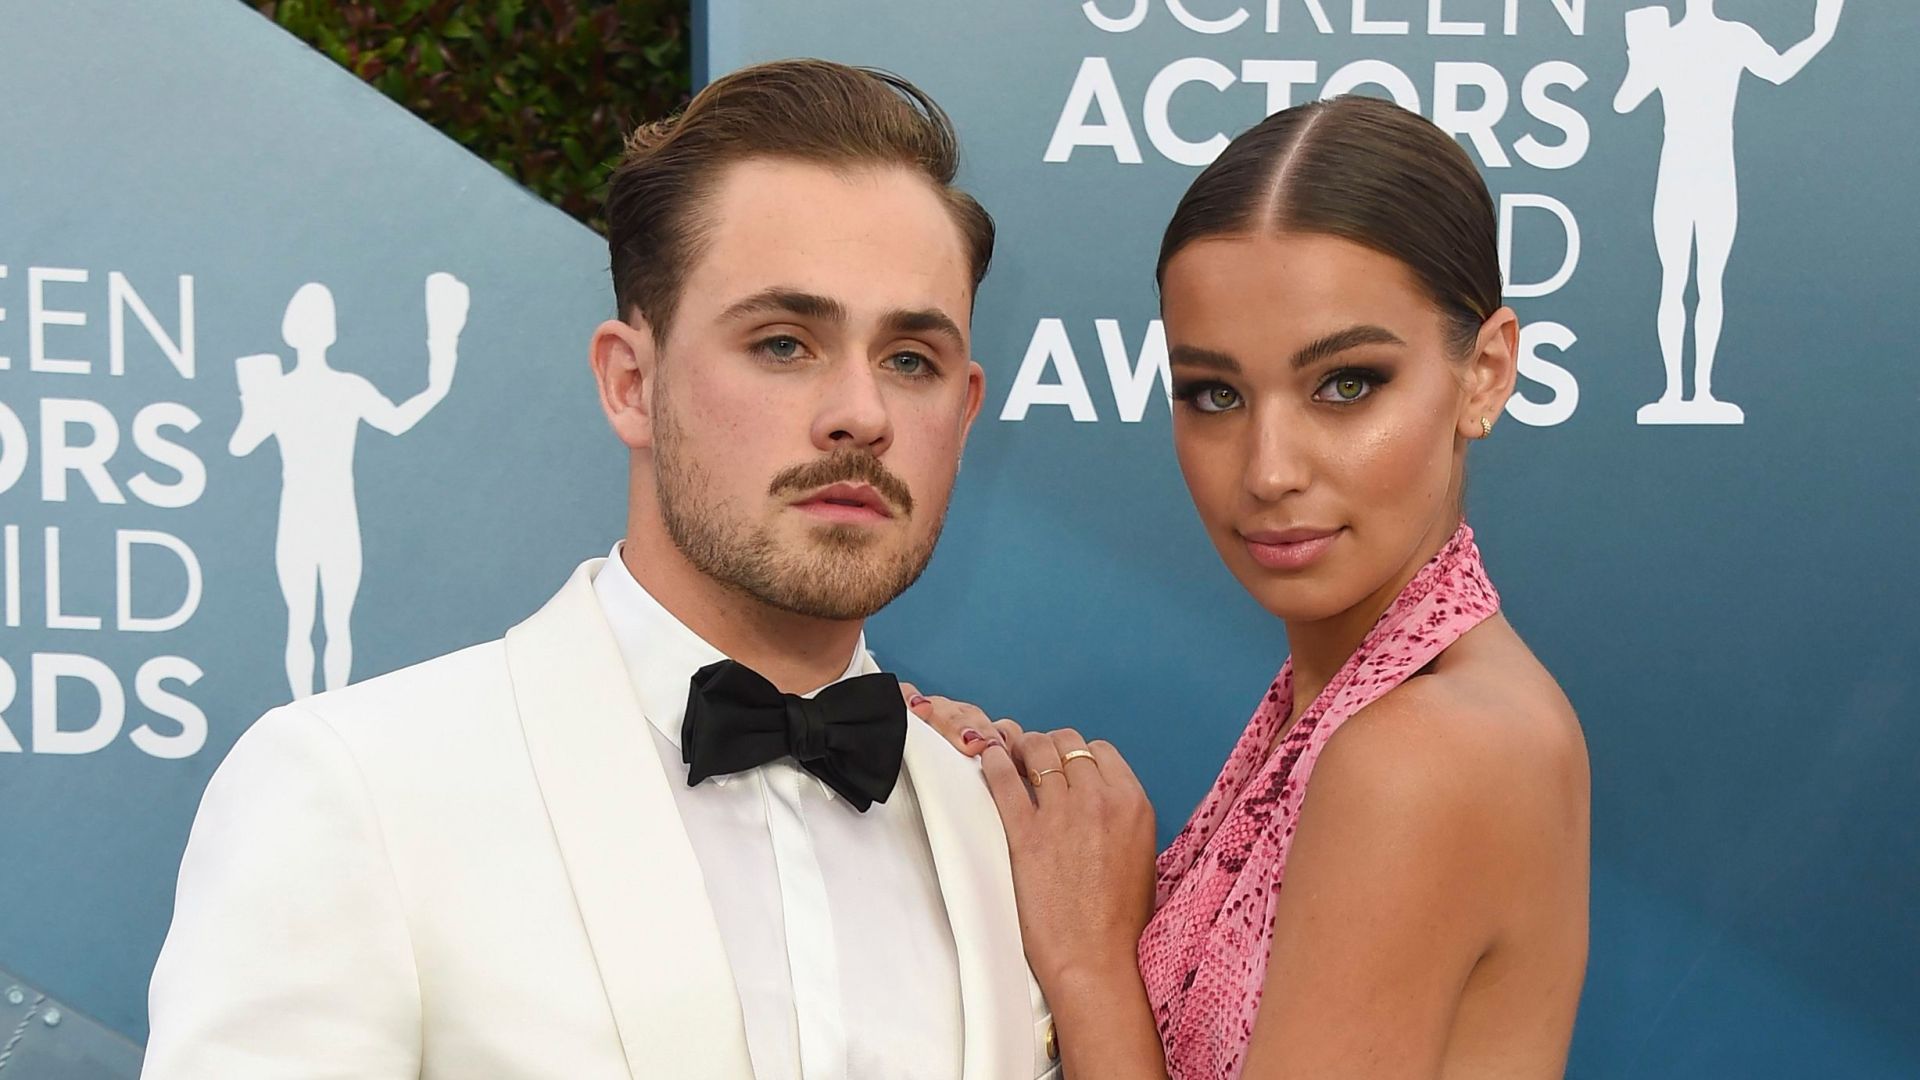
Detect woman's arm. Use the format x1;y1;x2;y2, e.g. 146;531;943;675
1043;959;1167;1079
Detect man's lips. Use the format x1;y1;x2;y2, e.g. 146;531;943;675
791;482;894;521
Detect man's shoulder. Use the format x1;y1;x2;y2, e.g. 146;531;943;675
278;638;517;762
900;718;1000;818
307;638;507;716
207;638;533;826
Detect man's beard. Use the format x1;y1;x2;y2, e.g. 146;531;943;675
652;395;948;621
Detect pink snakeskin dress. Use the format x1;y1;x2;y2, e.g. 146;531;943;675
1138;523;1501;1080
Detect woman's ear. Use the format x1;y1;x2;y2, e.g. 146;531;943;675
1459;308;1519;440
591;316;661;450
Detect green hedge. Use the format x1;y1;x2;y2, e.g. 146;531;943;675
254;0;693;233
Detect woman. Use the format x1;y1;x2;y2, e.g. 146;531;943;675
910;96;1590;1079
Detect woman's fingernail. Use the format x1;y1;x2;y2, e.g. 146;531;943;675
961;728;985;745
909;694;930;708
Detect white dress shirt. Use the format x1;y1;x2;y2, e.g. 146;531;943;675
593;546;964;1080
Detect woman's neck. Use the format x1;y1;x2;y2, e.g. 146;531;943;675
1282;517;1463;726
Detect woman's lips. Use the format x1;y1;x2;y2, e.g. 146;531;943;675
1240;527;1342;571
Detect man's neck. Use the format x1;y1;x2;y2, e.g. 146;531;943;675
619;528;865;695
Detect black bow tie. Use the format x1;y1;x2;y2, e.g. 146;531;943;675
681;659;907;812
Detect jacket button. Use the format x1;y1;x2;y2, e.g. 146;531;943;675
1045;1020;1058;1061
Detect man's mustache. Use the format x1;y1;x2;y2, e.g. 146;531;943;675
770;450;915;516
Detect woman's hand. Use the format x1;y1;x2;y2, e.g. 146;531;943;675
906;684;1156;984
901;682;1024;757
906;688;1168;1077
985;728;1158;986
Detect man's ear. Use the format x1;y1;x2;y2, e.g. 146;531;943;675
1459;308;1519;440
958;358;986;442
590;317;660;450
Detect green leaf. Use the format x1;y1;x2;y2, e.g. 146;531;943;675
251;0;690;235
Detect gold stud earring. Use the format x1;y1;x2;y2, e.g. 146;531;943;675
1479;416;1493;439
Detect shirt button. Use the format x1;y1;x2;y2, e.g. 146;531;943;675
1045;1020;1058;1061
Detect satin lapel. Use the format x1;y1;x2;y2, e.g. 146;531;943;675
886;660;1034;1080
505;560;752;1078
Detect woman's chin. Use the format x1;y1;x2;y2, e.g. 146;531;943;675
1238;575;1360;625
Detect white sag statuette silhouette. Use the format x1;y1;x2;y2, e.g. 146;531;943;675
1615;0;1843;425
231;273;470;699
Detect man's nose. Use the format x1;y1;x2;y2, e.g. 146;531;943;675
811;355;893;454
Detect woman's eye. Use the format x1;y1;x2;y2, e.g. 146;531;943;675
1315;370;1376;403
1180;383;1242;414
1204;386;1241;412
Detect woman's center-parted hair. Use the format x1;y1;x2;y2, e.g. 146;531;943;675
604;59;997;346
1157;95;1503;358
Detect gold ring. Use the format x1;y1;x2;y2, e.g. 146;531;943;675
1029;767;1064;784
1062;749;1096;766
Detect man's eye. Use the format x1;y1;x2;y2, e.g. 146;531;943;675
755;336;805;361
886;352;934;377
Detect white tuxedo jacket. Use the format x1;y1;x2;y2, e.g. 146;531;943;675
144;561;1058;1079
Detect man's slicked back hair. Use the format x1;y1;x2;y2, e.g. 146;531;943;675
606;59;996;344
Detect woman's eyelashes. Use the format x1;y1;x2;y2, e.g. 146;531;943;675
1172;379;1243;414
1312;366;1389;404
1172;366;1391;414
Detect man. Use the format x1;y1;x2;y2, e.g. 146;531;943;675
145;60;1057;1080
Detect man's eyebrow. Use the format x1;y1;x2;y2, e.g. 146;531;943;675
881;307;966;349
718;287;849;325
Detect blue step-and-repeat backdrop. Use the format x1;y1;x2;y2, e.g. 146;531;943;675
3;0;1915;1075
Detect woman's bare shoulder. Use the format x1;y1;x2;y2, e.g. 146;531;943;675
1314;622;1588;859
